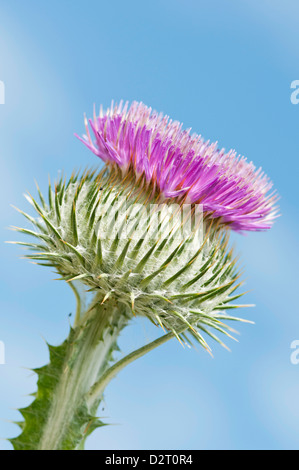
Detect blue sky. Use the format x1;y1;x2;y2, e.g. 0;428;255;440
0;0;299;450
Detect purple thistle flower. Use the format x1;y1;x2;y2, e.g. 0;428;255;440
77;100;278;232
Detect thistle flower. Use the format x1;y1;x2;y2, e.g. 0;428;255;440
7;101;278;451
77;101;278;232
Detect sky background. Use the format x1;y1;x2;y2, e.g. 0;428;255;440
0;0;299;450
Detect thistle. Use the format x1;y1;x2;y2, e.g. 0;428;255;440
8;101;278;450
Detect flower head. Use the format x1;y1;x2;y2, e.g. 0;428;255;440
11;102;278;353
77;101;278;232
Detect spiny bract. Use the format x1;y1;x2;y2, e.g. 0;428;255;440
11;167;250;353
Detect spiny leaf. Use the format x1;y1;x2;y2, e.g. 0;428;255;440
71;202;78;246
34;180;47;210
133;242;159;274
60;240;86;266
54;187;61;224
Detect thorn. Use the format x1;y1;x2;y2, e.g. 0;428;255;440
101;292;111;304
130;292;136;316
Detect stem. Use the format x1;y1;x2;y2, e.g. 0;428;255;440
87;326;187;409
68;281;83;327
37;301;127;450
11;290;187;450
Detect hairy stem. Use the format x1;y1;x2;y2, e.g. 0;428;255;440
38;303;126;450
68;281;83;327
11;291;186;450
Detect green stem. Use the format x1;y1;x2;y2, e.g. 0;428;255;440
38;303;126;450
11;300;128;450
68;281;83;327
10;293;186;450
87;326;187;409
